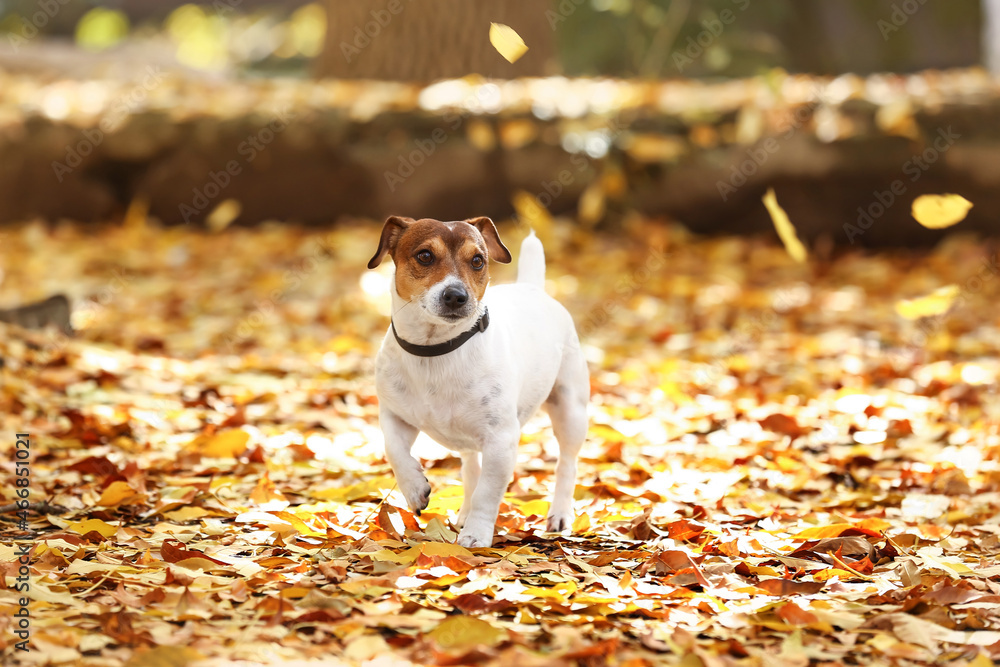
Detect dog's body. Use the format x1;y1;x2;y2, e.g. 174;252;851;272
369;217;588;547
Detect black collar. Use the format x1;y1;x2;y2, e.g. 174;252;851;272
391;308;490;357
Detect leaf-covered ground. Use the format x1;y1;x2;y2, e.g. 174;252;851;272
2;218;1000;666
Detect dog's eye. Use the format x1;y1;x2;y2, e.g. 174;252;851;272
471;254;485;270
416;250;434;265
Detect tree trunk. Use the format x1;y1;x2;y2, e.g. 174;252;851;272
316;0;555;81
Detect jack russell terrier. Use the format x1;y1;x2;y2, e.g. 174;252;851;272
368;216;589;548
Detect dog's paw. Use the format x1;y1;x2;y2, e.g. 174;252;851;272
456;522;494;548
545;511;573;533
398;473;431;515
455;502;472;529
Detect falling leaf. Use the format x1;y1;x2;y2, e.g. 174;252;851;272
911;194;973;229
123;196;150;230
763;188;808;263
895;285;960;320
578;181;606;226
512;190;554;233
206;199;242;233
489;23;528;63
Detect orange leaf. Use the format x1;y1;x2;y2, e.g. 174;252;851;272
777;601;820;626
250;472;288;505
754;579;824;596
97;481;143;507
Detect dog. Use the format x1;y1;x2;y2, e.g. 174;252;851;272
367;216;589;548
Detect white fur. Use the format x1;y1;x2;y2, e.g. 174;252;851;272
374;233;589;547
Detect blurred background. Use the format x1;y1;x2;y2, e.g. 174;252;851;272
0;0;997;243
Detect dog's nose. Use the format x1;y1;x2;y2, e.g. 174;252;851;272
442;285;469;309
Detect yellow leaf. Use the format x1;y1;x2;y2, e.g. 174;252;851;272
591;423;626;443
762;188;808;263
895;285;959;320
911;194;973;229
572;512;591;533
66;518;118;538
516;499;550;517
75;8;129;52
969;652;995;667
123;196;149;230
125;646;203;667
429;615;506;649
251;473;288;505
191;429;250;458
814;568;857;582
420;542;475;559
97;481;142;507
489;23;528;63
578;181;606;226
164;506;212;522
625;134;687;163
524;580;578;603
512;190;553;233
313;477;393;502
206;199;242;233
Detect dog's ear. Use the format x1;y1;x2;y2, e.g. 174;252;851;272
468;217;512;264
368;216;412;269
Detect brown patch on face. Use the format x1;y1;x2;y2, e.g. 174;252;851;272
390;219;493;303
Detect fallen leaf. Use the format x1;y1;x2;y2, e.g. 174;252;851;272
66;518;118;538
429;615;506;649
755;579;824;596
98;480;143;507
895;285;960;320
191;429;250;458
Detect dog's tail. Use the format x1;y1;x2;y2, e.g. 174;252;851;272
516;230;546;288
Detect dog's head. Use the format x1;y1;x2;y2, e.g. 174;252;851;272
368;216;512;322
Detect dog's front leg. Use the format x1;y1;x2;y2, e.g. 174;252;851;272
379;408;431;515
456;452;481;529
456;430;518;548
